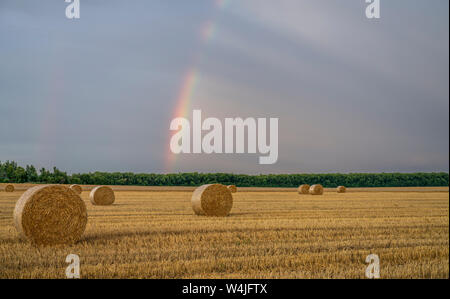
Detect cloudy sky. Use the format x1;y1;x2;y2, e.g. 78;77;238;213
0;0;448;174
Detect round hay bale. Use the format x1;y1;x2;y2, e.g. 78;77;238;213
227;185;237;193
309;184;324;195
192;184;233;217
69;184;82;195
337;186;346;193
90;186;115;205
13;185;87;246
298;184;310;195
5;184;14;192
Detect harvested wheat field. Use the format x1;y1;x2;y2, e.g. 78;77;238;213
0;186;448;279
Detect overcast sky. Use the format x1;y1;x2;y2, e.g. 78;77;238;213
0;0;448;174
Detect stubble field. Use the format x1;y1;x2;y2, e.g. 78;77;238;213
0;185;448;278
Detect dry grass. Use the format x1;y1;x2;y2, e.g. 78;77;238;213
0;186;448;278
3;183;448;192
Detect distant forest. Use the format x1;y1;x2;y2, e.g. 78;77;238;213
0;161;448;188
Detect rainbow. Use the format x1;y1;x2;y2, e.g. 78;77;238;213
165;0;230;173
165;68;199;171
173;69;198;120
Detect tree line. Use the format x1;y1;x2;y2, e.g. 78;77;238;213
0;160;448;188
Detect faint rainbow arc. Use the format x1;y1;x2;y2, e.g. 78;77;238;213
165;69;199;170
165;0;230;173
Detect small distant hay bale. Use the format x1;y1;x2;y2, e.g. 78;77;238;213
5;184;14;192
298;184;310;195
227;185;237;193
309;184;324;195
192;184;233;217
13;185;87;246
69;184;82;195
89;186;115;205
337;186;346;193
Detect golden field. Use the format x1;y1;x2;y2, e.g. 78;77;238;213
0;185;448;279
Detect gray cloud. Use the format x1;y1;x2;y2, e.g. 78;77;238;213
0;0;448;174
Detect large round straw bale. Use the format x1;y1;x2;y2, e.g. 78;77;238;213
309;184;324;195
192;184;233;217
13;185;87;246
69;184;82;195
5;184;14;192
298;184;310;195
90;186;115;205
227;185;237;193
337;186;346;193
